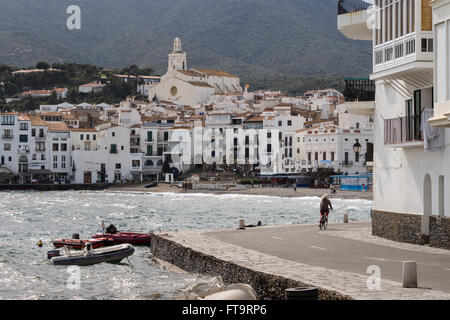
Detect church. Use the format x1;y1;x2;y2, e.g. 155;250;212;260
147;38;242;106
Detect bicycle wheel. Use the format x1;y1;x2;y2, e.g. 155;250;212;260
324;218;328;230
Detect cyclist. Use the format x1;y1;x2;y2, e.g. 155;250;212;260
320;194;333;225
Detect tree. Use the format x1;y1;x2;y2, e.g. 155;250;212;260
36;62;50;70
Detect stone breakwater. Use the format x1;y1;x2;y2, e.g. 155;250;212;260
150;228;450;300
150;232;350;300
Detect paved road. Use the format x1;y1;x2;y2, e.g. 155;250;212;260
206;223;450;293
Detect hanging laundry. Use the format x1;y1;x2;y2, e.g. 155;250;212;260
421;108;445;152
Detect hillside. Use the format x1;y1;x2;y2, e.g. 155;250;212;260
0;0;372;88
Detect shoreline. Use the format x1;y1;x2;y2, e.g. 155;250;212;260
108;183;373;200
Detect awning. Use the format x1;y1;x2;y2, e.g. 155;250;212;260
29;169;54;175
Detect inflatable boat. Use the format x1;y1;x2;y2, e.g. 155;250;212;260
49;244;134;266
91;232;151;245
52;237;114;250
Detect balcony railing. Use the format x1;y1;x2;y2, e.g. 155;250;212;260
384;116;423;145
338;0;371;15
2;134;13;139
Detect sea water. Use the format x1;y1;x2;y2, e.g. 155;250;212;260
0;190;372;299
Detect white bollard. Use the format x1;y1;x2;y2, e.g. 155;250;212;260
343;214;349;224
238;218;246;230
402;261;418;288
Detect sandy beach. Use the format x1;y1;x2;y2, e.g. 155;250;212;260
108;183;373;200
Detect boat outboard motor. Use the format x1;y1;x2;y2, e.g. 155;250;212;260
106;224;118;234
72;233;80;240
47;250;61;260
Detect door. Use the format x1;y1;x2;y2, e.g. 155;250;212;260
84;171;92;184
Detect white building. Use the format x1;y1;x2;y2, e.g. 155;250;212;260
79;83;106;94
147;38;242;106
70;125;132;184
337;0;450;247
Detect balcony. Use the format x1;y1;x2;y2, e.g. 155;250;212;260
337;0;373;41
428;101;450;128
1;134;13;139
384;116;424;148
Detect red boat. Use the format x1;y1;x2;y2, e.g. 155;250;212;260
91;232;151;245
53;237;113;250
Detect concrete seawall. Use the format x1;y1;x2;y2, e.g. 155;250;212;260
150;224;450;300
150;232;351;300
0;183;113;191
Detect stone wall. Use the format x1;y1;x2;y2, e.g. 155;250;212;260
371;210;424;245
372;210;450;249
430;216;450;249
150;233;351;300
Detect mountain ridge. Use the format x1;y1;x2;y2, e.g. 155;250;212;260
0;0;372;85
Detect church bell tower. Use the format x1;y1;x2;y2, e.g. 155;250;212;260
168;37;187;72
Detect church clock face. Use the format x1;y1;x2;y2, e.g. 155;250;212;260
170;86;178;96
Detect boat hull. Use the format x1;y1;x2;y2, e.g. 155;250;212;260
52;238;112;250
50;244;134;266
92;232;151;245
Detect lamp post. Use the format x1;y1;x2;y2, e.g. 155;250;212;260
353;139;362;163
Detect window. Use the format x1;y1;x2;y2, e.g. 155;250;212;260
384;47;393;61
121;146;124;151
395;44;404;59
31;129;36;137
80;134;84;141
112;132;116;137
406;39;415;55
4;143;11;151
287;120;292;126
110;144;117;154
278;121;282;127
61;144;67;151
19;135;28;143
323;152;327;161
421;38;433;53
62;156;66;162
132;160;140;167
86;134;90;141
41;154;45;160
36;142;45;152
331;152;335;162
115;163;121;169
53;144;59;151
375;51;383;65
1;116;14;125
93;135;96;141
20;123;28;130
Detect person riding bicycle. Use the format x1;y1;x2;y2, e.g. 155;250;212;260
320;194;333;224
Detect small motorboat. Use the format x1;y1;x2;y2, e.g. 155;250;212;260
144;182;158;189
91;232;151;245
52;237;114;250
49;243;134;266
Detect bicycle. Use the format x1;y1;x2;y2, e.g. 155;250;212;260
319;214;328;231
